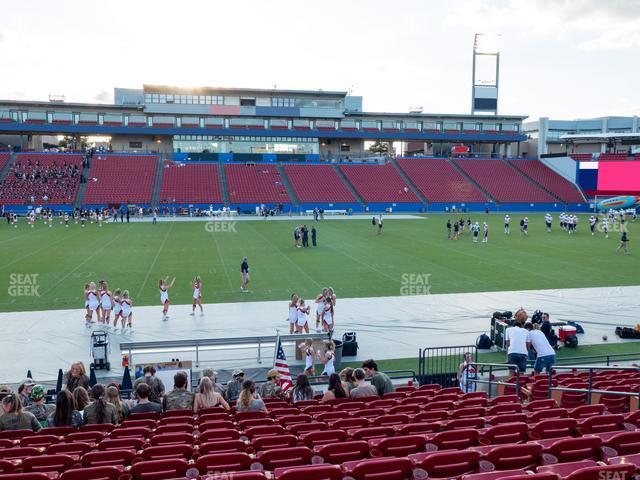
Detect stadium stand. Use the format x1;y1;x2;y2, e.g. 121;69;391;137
0;153;83;205
0;152;10;172
158;162;222;204
225;164;291;204
453;159;557;203
282;164;356;203
507;160;585;203
569;154;593;162
598;153;630;161
0;369;639;480
396;158;487;202
338;163;419;203
83;155;158;204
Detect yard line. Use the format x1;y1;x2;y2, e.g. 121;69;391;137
0;228;85;272
136;221;175;299
209;230;234;292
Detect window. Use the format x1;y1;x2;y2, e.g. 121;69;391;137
152;94;159;103
167;94;174;103
240;98;256;106
129;141;142;149
159;94;166;103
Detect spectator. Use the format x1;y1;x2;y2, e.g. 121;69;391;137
236;380;267;413
83;384;118;425
133;365;165;404
528;323;556;374
194;377;229;412
46;389;82;429
163;371;194;411
106;385;130;422
18;378;36;407
340;368;357;393
201;368;224;395
349;368;378;399
361;359;395;396
506;309;529;376
0;385;11;402
258;369;284;399
289;374;314;403
321;373;347;402
73;386;90;417
0;393;41;431
457;352;477;393
130;383;162;415
225;369;245;403
25;385;55;426
62;362;90;393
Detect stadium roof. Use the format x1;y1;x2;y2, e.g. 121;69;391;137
142;84;348;98
561;132;640;141
350;111;527;120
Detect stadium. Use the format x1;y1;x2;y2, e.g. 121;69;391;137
0;2;640;480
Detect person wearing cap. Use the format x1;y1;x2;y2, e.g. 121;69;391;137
25;385;55;426
201;368;224;395
225;369;245;403
18;378;36;407
0;385;11;402
259;369;284;399
0;393;41;432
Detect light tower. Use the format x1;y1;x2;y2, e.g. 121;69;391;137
471;33;502;115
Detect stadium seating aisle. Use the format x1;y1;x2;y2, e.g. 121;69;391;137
282;164;356;203
84;155;158;204
396;158;486;202
225;165;290;204
453;159;557;203
0;153;83;205
507;160;585;203
159;162;222;204
0;375;639;480
338;163;419;203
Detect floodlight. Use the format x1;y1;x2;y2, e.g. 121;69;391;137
474;33;503;54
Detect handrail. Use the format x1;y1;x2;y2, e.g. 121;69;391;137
462;361;521;398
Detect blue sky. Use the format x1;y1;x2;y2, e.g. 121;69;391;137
1;0;638;120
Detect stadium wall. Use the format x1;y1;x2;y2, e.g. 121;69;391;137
538;156;578;182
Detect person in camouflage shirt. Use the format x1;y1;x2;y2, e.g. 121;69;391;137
258;369;284;399
225;369;245;403
162;371;194;411
133;366;165;404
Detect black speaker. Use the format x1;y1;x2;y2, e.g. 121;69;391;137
342;342;358;356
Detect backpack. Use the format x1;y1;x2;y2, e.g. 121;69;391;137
567;321;585;334
476;333;493;350
615;326;640;339
343;332;357;343
564;334;579;348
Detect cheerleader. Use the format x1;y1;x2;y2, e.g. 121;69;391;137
288;294;299;334
96;280;105;322
320;341;336;376
73;211;78;224
159;277;176;321
64;212;69;228
190;275;203;316
28;212;34;228
315;288;328;333
100;282;113;325
48;212;53;228
12;214;17;228
322;297;334;335
299;338;315;375
85;282;100;325
112;288;123;327
296;298;310;334
83;283;91;324
58;211;63;224
98;212;103;227
121;290;133;329
81;211;86;228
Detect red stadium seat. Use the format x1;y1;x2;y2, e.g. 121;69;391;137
625;410;640;428
141;444;194;461
330;418;369;430
46;442;93;459
413;410;449;422
348;426;395;441
250;435;298;452
314;440;369;464
316;412;346;423
198;439;248;455
64;431;105;445
38;428;74;437
198;429;241;443
487;403;523;416
268;408;299;418
372;414;410;427
81;424;115;434
598;430;640;456
425;400;455;411
148;433;194;446
338;164;419;204
20;435;60;449
369;434;427;456
198;420;236;431
480;422;529;445
283;164;356;203
388;405;421;415
243;425;285;439
461;469;528;480
196;452;254;473
21;454;76;476
198;412;231;423
539;436;603;463
488;395;520;406
299;429;347;449
525;399;558;412
84;154;158;204
159;162;222;204
109;426;150;439
128;458;189;480
82;449;136;468
0;447;42;461
410;450;486;479
569;405;606;420
370;400;399;409
578;414;626;434
0;474;52;480
563;463;637;480
255;446;313;470
287;422;328;436
153;423;193;435
445;417;486;430
530;418;578;440
486;413;528;426
481;443;546;470
529;408;568;423
238;418;275;429
458;398;488;409
97;438;145;452
342;457;415;480
428;428;480;450
394;421;443;435
0;431;37;441
128;412;161;421
120;419;157;429
59;466;120;480
273;464;343;480
278;414;312;427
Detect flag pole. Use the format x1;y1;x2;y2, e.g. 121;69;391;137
273;329;280;368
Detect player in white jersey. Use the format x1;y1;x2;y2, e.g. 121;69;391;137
602;218;609;238
28;212;35;228
573;215;579;233
64;213;69;228
98;212;103;227
315;288;328;333
296;298;310;334
159;277;176;321
589;215;597;235
288;293;299;334
482;221;489;243
112;288;123;328
48;212;53;228
58;211;63;224
545;214;552;233
190;275;203;316
85;282;100;326
121;290;133;330
522;217;529;236
100;282;113;326
472;222;480;242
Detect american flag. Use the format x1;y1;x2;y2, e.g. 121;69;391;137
274;335;293;391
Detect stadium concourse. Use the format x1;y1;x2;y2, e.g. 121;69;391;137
0;285;638;384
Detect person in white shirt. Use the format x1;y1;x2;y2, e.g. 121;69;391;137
526;323;556;373
589;216;597;235
505;309;529;376
504;215;510;234
545;214;552;233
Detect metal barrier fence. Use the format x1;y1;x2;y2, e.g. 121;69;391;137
418;345;477;387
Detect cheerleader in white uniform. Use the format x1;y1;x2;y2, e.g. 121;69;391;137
315;288;328;333
85;282;100;325
322;297;334;335
159;277;176;321
296;298;310;334
100;282;113;325
121;290;133;329
321;341;336;376
112;288;123;328
190;276;203;316
83;283;91;324
299;338;315;376
288;294;299;334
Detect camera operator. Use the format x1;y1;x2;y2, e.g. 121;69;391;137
505;308;529;376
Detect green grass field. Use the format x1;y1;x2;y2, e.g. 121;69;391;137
0;213;637;312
